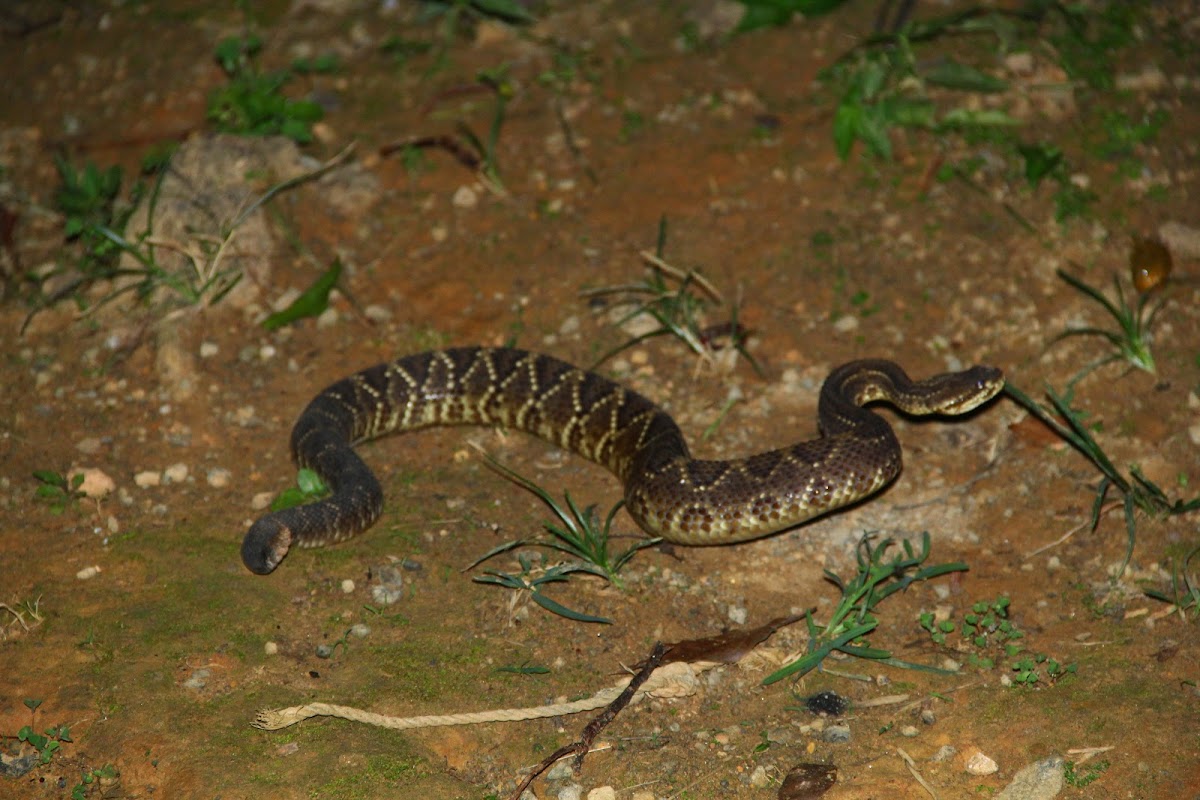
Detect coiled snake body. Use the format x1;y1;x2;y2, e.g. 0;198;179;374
242;347;1003;574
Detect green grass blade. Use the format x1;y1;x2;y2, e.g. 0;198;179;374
529;591;611;624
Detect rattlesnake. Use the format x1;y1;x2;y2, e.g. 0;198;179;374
242;347;1003;574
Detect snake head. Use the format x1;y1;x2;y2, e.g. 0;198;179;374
937;365;1005;415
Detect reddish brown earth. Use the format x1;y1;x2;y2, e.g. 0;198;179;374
1;2;1199;799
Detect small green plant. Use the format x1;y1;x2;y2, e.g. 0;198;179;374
474;552;613;624
72;763;119;800
1063;758;1110;788
1010;653;1076;686
33;469;86;514
1052;268;1162;377
471;453;660;590
1004;383;1200;577
920;596;1026;670
270;467;329;512
2;700;71;767
207;34;323;143
1143;543;1200;620
820;9;1019;161
761;532;968;685
581;216;760;374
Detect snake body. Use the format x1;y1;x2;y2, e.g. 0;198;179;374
242;347;1003;574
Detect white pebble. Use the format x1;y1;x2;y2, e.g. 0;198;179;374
966;752;999;775
452;185;478;208
586;788;616;800
199;341;219;358
206;468;232;488
727;605;748;625
163;463;189;484
134;470;162;488
264;641;279;655
364;305;392;322
76;565;102;580
341;579;356;594
833;314;859;333
259;344;277;361
251;492;275;511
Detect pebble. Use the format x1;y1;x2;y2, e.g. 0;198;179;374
833;315;859;333
452;185;478;208
749;765;770;787
727;604;747;624
822;725;851;743
163;463;189;484
364;304;392;322
264;641;279;655
251;492;274;510
546;761;574;781
900;725;919;737
341;579;355;593
996;756;1064;800
349;624;370;639
76;565;102;580
76;437;103;454
966;752;999;775
557;785;582;800
183;668;210;691
930;745;957;762
206;468;231;488
371;564;405;605
586;788;615;800
199;342;219;358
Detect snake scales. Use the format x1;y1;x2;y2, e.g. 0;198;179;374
242;347;1003;574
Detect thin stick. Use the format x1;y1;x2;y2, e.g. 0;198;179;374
897;747;940;800
509;643;667;799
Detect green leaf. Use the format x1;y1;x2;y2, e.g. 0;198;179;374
529;591;611;624
262;259;342;330
471;0;536;24
922;60;1008;92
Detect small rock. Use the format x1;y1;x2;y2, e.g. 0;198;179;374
206;468;231;488
727;604;747;625
822;725;851;743
163;463;189;484
930;745;957;762
76;437;103;454
364;304;392;322
199;341;219;358
183;668;210;691
586;788;616;800
371;564;404;605
349;623;370;639
135;470;162;488
900;725;919;737
749;765;770;788
341;579;355;593
833;315;859;333
545;760;574;781
264;641;279;655
452;185;478;208
996;756;1065;800
966;752;999;775
76;565;102;580
920;708;936;725
251;491;274;510
557;785;583;800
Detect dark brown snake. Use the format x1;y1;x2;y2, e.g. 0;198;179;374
241;347;1004;574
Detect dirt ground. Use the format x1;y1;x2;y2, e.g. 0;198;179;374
2;2;1199;798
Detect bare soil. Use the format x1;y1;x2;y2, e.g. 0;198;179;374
2;2;1199;799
